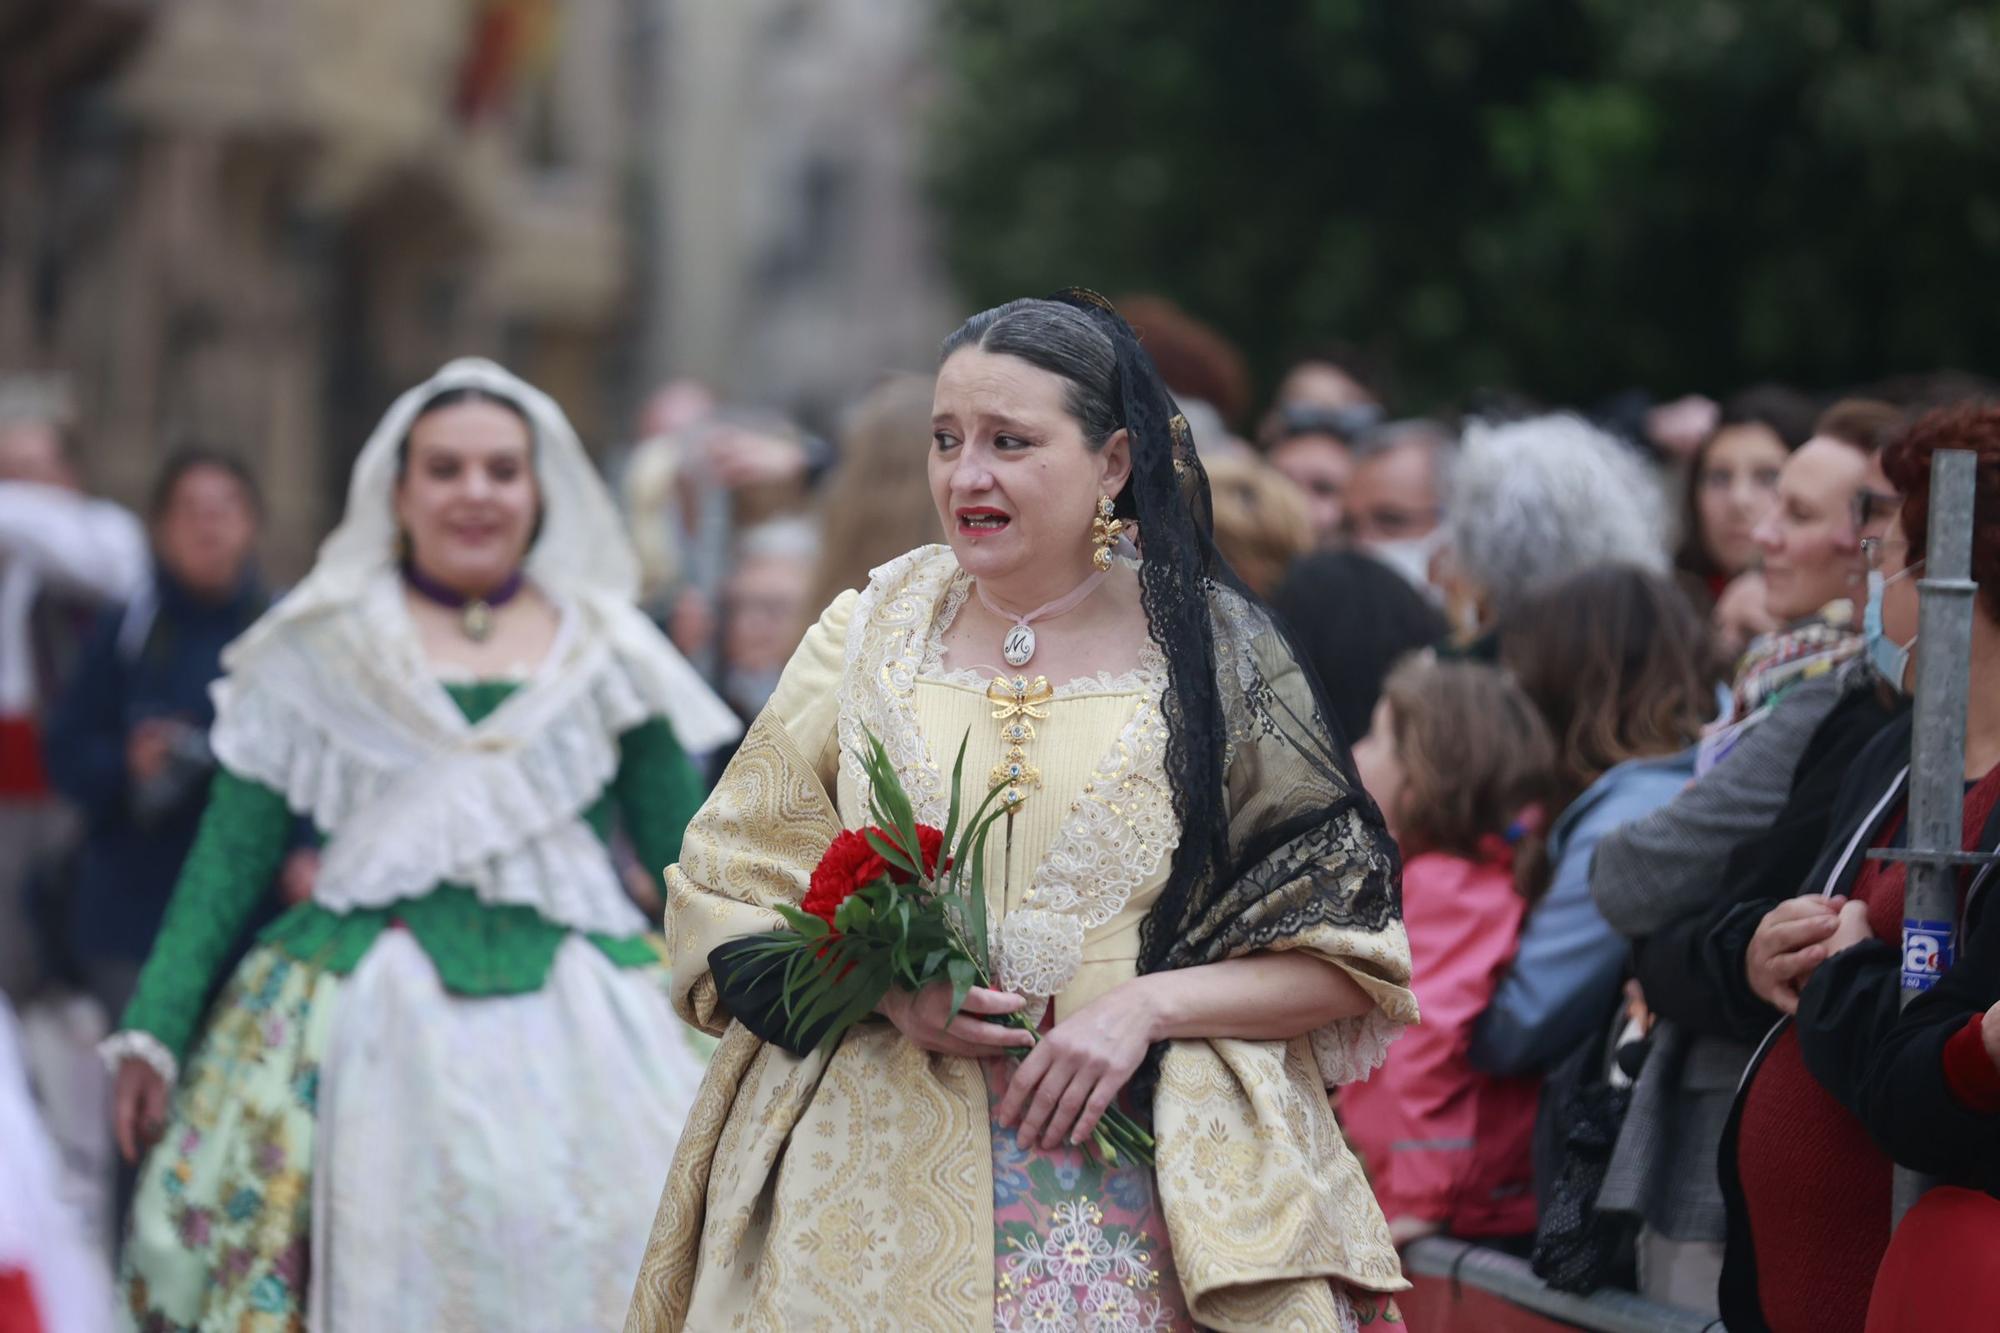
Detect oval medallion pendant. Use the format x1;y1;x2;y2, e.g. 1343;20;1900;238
1001;624;1036;667
463;601;495;643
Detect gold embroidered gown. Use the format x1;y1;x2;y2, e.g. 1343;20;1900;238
627;547;1418;1332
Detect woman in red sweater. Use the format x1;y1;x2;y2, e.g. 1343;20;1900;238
1715;402;2000;1332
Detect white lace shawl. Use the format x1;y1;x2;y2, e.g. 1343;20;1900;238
208;357;740;929
223;356;739;758
213;571;696;934
105;359;741;1083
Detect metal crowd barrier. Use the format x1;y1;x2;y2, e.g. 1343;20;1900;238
1401;1238;1726;1332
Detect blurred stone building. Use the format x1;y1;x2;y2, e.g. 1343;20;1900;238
2;0;952;577
3;0;642;575
640;0;954;424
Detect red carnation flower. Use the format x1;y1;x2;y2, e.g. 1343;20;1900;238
802;824;950;926
907;824;949;882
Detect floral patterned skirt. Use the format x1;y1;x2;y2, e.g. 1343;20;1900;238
119;934;708;1333
121;943;331;1332
985;1059;1402;1332
986;1060;1194;1332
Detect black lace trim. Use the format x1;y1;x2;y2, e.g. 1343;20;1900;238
1043;290;1404;1121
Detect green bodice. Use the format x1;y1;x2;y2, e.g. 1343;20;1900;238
121;680;706;1063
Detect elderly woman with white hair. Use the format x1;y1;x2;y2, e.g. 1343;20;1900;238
1427;418;1717;1081
1436;412;1674;654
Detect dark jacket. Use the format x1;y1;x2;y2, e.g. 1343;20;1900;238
42;569;270;964
1698;712;1917;1332
1824;820;2000;1198
1632;684;1904;1044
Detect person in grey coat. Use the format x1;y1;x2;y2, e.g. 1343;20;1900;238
1588;399;1906;1312
1590;668;1857;1313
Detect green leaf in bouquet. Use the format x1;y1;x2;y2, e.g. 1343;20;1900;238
963;810;1000;973
816;955;894;1052
833;893;875;933
949;777;1010;878
858;730;922;871
946;955;979;1019
942;730;970;865
863;829;919;879
772;904;830;937
790;939;868;1038
936;777;1009;972
728;930;800;963
773;948;818;1035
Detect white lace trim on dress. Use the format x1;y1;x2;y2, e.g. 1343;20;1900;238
208;573;660;936
99;1029;177;1086
1310;1004;1404;1088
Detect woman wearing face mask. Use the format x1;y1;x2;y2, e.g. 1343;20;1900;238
101;360;740;1331
1581;400;1902;1311
1831;407;2000;1331
1683;402;2000;1333
626;294;1418;1331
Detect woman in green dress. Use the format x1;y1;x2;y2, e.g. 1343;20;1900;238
102;358;739;1332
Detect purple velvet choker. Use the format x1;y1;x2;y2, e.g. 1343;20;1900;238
401;562;526;642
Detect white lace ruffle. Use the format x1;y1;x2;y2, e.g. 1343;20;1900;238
1309;1004;1405;1089
1028;695;1176;934
837;548;959;828
209;579;668;936
993;909;1086;998
99;1029;177;1086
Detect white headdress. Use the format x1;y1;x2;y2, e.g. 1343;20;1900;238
229;356;737;750
249;359;620;634
204;359;739;944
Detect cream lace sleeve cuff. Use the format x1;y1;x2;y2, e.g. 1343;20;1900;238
1309;1004;1405;1087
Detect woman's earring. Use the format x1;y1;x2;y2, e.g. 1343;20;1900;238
1090;495;1123;571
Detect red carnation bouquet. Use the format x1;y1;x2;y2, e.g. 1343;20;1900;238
731;728;1154;1165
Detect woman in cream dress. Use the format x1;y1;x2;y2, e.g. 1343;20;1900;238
628;295;1418;1332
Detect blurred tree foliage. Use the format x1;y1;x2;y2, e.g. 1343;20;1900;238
928;0;2000;413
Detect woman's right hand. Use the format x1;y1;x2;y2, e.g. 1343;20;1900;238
114;1057;171;1164
878;983;1033;1058
1746;897;1845;1016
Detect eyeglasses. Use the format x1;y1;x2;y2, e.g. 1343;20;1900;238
1861;535;1921;576
1851;488;1900;535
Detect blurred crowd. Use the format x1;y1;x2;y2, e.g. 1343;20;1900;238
4;292;2000;1332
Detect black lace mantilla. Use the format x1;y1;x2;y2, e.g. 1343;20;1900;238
1044;291;1404;1113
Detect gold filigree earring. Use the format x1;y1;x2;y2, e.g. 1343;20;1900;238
1090;495;1123;571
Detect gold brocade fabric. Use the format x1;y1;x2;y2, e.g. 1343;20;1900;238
627;549;1416;1333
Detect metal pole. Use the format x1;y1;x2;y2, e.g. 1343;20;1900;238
1889;447;1981;1225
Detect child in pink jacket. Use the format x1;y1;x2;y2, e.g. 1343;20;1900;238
1345;655;1553;1245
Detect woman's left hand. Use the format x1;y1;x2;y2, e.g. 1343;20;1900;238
995;980;1159;1151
